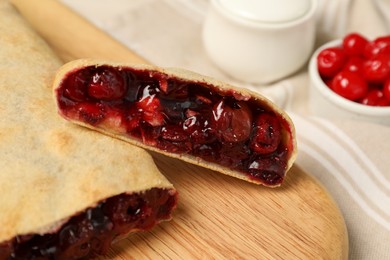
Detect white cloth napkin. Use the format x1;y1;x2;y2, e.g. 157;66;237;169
61;0;390;258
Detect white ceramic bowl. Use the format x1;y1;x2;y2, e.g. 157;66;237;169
202;0;318;84
309;39;390;126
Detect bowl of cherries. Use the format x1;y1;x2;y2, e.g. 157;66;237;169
309;32;390;125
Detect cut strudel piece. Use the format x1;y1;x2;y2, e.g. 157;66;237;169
54;60;297;187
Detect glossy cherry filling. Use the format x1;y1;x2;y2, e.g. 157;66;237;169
0;188;177;259
57;66;293;185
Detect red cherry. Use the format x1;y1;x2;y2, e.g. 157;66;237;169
88;69;127;100
375;36;390;43
126;106;141;132
250;113;281;155
364;37;390;59
332;71;368;101
343;56;364;74
364;42;379;59
210;100;253;143
248;154;286;185
373;36;390;55
317;47;347;78
63;69;90;101
360;89;390;106
342;33;368;56
76;103;106;125
137;95;165;126
183;115;216;144
383;79;390;102
363;55;390;83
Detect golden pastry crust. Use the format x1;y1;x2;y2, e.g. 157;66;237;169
0;1;174;244
54;59;297;186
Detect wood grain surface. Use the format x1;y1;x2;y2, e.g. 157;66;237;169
10;0;348;259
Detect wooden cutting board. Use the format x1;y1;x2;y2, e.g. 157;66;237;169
11;0;348;259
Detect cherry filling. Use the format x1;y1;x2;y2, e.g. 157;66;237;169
57;66;294;185
0;188;177;260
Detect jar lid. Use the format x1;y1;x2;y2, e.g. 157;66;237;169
217;0;312;23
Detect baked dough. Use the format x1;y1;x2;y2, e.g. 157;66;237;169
0;0;176;254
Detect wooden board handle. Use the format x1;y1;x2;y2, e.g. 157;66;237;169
11;0;149;64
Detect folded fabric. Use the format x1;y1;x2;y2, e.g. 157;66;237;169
291;113;390;259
